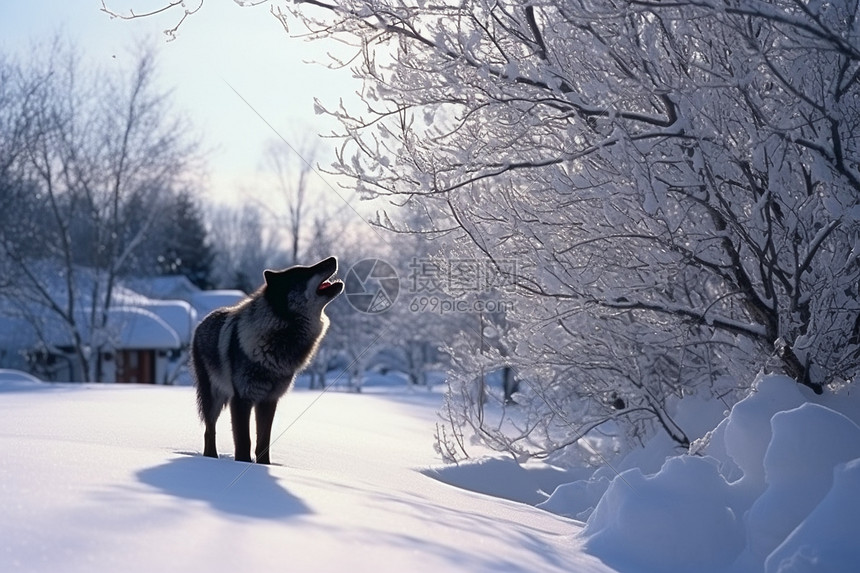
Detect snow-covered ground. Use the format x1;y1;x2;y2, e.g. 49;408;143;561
3;374;858;572
582;376;860;573
436;376;860;573
0;379;612;573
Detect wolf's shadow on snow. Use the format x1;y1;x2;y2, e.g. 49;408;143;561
137;455;310;519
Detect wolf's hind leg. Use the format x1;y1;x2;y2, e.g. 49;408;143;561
202;393;227;458
254;400;278;465
230;397;254;462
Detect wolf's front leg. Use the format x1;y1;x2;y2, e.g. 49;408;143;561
230;398;254;462
254;400;278;465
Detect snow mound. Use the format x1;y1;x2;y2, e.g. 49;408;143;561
537;474;611;521
582;455;743;573
765;458;860;573
539;383;731;522
423;455;574;506
720;375;807;489
580;375;860;573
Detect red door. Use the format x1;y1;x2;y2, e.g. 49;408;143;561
116;350;156;384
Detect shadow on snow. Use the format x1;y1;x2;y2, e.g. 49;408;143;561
137;454;311;519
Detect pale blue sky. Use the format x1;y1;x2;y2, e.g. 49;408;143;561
0;0;359;206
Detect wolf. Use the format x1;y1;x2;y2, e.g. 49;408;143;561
191;257;343;464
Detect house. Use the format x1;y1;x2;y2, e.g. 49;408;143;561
80;307;184;385
0;269;246;384
0;305;189;384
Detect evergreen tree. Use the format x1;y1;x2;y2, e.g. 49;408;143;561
157;191;215;289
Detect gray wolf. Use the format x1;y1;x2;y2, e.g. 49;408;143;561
191;257;343;464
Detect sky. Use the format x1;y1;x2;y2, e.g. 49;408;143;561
0;0;361;208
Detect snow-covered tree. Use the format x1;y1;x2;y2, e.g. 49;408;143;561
276;0;860;456
104;0;860;458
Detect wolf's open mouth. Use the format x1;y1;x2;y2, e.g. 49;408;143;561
317;276;343;296
312;257;344;299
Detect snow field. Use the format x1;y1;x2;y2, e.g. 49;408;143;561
3;374;857;573
0;381;613;573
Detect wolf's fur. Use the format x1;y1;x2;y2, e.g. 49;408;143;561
191;257;343;464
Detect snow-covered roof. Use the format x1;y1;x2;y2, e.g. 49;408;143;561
0;267;202;352
22;307;183;351
45;307;183;351
191;290;247;320
139;300;197;345
106;307;181;350
0;300;192;352
0;271;250;353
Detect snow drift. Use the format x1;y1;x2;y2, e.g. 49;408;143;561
578;375;860;572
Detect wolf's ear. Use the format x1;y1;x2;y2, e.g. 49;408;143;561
264;269;276;285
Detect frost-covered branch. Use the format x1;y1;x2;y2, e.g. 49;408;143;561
101;0;860;461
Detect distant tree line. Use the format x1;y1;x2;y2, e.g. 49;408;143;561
0;39;455;389
0;41;223;379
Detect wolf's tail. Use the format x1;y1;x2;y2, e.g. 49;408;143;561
191;337;212;422
190;313;231;423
